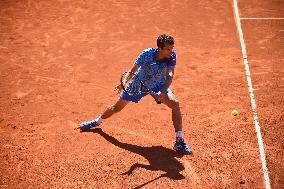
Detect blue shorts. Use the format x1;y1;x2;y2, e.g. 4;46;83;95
120;87;172;103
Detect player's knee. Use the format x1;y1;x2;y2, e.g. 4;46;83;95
109;105;119;112
110;104;122;113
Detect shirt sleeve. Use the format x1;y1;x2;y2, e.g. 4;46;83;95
167;51;176;68
134;50;145;67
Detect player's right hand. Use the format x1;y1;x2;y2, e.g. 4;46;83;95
114;84;123;94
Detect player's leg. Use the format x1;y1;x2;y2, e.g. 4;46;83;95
161;89;182;132
80;98;129;131
161;89;192;154
101;98;130;119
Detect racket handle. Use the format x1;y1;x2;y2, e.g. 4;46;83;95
150;92;161;104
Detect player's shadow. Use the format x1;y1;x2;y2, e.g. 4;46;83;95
91;128;186;184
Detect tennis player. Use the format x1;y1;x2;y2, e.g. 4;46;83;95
80;34;192;154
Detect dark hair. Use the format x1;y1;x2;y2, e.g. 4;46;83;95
157;34;174;49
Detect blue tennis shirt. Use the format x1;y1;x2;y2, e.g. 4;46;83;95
134;48;176;92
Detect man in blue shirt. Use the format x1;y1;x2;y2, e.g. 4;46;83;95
80;34;192;154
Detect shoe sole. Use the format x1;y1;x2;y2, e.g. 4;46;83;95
80;121;101;132
173;147;192;155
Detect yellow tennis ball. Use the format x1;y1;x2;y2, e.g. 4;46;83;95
231;110;238;117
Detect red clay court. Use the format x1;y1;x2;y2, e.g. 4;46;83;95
0;0;283;188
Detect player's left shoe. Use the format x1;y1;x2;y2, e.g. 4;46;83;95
80;120;100;131
173;137;192;154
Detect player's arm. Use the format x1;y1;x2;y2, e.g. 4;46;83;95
129;64;139;73
160;67;174;93
116;49;144;93
156;67;174;101
122;65;139;84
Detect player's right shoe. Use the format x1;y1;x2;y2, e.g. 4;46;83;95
80;120;100;132
173;137;192;155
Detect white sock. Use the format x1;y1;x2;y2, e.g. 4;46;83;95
94;115;102;124
176;131;183;139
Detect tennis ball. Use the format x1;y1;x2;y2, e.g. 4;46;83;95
231;110;238;117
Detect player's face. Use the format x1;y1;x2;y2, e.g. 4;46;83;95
160;43;174;58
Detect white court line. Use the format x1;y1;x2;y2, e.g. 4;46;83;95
241;17;284;20
233;1;271;189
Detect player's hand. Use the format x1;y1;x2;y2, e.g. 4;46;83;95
157;91;166;102
114;84;123;94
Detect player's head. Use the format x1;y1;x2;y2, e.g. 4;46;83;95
157;34;174;49
157;34;174;58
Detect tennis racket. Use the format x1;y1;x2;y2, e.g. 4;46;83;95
120;71;161;104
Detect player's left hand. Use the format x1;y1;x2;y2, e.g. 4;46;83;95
157;91;167;102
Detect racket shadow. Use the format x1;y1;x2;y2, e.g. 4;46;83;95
90;128;186;181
